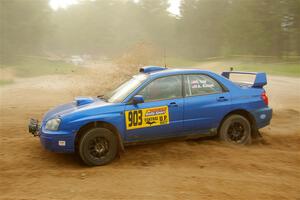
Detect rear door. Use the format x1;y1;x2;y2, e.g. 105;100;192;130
182;74;231;135
124;75;184;141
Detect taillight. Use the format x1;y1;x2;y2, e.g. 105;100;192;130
261;91;269;106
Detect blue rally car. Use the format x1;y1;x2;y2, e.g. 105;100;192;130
29;66;272;166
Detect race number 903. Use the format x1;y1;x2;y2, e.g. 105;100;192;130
127;110;143;127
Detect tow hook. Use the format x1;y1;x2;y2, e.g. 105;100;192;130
28;118;40;137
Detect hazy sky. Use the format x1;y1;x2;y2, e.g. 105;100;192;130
49;0;181;15
167;0;181;15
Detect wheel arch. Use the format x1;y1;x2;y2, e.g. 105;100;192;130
218;109;258;138
75;121;125;152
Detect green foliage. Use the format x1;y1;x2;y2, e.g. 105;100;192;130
0;0;299;64
0;0;50;63
178;0;300;58
46;0;173;56
47;0;299;58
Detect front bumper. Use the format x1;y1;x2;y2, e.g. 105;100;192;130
40;131;75;153
251;107;273;129
28;119;75;153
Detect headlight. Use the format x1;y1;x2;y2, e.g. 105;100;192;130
45;118;61;131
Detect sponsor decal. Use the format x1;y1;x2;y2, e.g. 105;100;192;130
125;106;169;130
58;140;66;146
191;79;215;89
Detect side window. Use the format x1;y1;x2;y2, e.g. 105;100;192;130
138;75;182;102
184;74;223;96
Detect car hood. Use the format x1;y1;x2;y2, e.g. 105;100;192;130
42;97;107;122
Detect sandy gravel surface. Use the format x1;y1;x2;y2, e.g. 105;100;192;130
0;65;299;200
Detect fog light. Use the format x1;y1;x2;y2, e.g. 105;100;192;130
260;114;266;119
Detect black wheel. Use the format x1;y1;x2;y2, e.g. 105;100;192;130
78;128;118;166
219;115;252;144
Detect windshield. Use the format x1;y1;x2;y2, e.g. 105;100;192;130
103;74;148;103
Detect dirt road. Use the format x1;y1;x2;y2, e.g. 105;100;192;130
0;65;299;200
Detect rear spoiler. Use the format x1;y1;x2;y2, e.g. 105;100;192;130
221;71;267;88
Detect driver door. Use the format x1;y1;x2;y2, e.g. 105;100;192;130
124;75;184;142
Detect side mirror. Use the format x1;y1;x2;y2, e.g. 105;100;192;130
132;95;144;105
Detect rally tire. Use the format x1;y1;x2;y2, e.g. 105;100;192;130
219;114;252;145
78;128;118;166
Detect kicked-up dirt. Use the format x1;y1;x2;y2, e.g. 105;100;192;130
0;64;299;200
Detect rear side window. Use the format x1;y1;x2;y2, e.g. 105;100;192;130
138;75;182;102
184;74;223;96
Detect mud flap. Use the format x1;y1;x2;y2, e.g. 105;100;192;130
251;127;262;139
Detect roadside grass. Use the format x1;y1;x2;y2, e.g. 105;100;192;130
167;57;300;77
0;79;14;86
0;56;77;78
231;63;300;77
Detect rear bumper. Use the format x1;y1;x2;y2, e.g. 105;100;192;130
251;107;272;129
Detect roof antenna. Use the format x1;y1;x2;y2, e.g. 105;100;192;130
163;47;167;68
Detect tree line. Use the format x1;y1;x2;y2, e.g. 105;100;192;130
1;0;300;63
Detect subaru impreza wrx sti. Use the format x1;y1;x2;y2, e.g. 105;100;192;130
29;66;272;166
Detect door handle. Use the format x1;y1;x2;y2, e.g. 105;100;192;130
168;102;178;107
217;96;228;102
